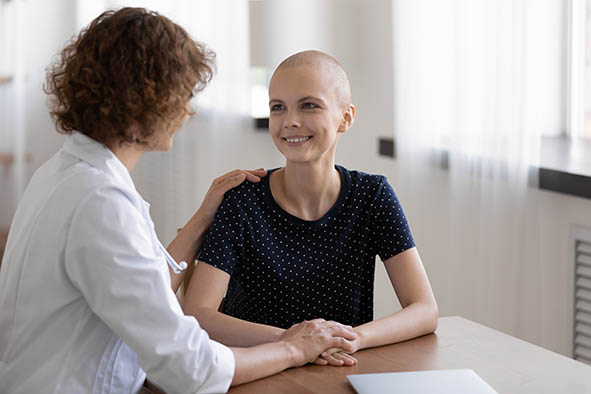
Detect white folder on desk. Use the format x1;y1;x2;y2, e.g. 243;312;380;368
347;369;497;394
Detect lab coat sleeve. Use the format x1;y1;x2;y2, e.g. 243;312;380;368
64;185;234;394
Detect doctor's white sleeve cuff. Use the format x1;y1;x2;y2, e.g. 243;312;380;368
200;340;235;394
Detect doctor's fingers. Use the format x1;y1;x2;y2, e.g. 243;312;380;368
291;319;356;343
244;168;267;181
213;168;266;186
280;318;325;339
325;336;356;354
213;172;246;194
322;321;357;341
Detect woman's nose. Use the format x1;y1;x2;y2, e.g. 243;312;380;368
284;111;301;128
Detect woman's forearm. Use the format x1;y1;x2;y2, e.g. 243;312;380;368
186;306;285;347
354;301;438;351
166;210;210;293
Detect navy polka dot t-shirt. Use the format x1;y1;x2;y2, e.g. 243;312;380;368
198;165;415;328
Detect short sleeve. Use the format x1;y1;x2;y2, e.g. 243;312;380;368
370;177;416;262
198;192;245;275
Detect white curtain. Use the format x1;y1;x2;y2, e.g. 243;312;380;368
391;0;564;341
0;1;26;228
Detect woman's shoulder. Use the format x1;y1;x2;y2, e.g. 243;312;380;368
221;172;269;205
338;165;389;190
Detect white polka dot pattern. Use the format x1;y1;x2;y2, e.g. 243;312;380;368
198;165;415;328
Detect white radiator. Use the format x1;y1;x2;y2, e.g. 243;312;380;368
573;225;591;365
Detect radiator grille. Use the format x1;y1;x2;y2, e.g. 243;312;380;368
574;239;591;365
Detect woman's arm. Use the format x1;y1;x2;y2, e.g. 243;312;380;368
182;261;285;346
165;168;267;293
334;247;438;355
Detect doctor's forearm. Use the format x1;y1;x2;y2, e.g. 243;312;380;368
166;210;211;292
230;341;296;386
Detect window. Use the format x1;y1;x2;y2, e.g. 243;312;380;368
584;0;591;138
569;0;591;140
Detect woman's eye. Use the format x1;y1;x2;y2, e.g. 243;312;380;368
302;102;318;109
270;104;285;111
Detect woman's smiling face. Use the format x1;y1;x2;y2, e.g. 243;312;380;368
268;65;352;165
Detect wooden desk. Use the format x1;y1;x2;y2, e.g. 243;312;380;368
228;316;591;394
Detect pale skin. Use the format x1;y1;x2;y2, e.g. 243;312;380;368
107;108;358;386
182;52;439;367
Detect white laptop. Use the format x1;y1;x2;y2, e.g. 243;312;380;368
347;369;498;394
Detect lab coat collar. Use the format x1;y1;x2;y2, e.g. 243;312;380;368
63;132;137;194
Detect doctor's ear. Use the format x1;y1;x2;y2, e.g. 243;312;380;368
338;104;356;133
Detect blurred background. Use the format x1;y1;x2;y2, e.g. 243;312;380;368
1;0;590;364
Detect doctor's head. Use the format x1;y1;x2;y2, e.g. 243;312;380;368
45;7;215;151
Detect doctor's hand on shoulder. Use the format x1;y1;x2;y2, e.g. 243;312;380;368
168;168;266;292
196;168;267;226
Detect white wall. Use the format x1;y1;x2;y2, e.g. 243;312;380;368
0;0;76;229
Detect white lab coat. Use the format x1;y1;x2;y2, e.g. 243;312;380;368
0;132;234;394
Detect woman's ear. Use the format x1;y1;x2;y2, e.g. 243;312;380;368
338;104;356;133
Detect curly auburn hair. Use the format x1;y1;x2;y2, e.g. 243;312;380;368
45;7;215;146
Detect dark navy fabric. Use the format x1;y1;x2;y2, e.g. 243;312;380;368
198;165;415;328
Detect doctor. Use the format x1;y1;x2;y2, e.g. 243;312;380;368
0;7;357;394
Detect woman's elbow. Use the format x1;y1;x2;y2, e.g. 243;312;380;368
422;300;439;334
181;298;206;317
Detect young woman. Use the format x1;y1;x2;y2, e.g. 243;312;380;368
183;51;438;366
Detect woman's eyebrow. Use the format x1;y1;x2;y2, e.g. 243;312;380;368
268;98;284;105
298;96;325;104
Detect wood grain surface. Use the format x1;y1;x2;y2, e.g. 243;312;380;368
228;316;591;394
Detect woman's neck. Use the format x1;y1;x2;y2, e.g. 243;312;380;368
106;141;144;172
269;160;341;221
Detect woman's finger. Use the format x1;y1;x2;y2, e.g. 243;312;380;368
323;354;344;366
331;352;357;366
313;358;328;366
320;347;342;358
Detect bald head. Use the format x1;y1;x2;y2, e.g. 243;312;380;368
272;50;352;107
